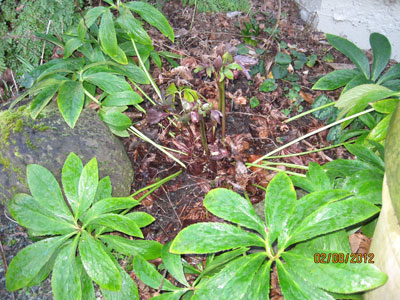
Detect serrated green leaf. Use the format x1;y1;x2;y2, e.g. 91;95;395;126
265;173;296;245
101;263;139;300
340;170;382;204
287;198;380;246
124;2;174;42
76;158;98;219
94;176;112;202
62;153;83;215
150;51;162;69
6;235;69;291
336;84;398;119
341;74;372;95
9;194;76;236
30;84;59;119
282;249;388;293
132;255;178;291
324;159;384;179
162;241;189;287
57;80;85;128
90;214;143;237
170;222;264;254
76;256;96;300
102;91;143;107
242;260;271;300
195;253;267;299
370;33;391;81
26;164;73;221
345;143;385;171
108;46;129;65
83;72;132;94
326;33;370;79
99;111;132;130
79;7;107;40
204;188;266;237
276;259;335;300
372;98;399;114
125;212;155;228
121;62;149;84
52;239;81;300
99;9;118;57
79;230;121;291
100;235;162;260
151;291;188;300
117;7;152;45
259;79;277;92
313;69;360;90
271;64;288;79
367;113;392;142
64;38;83;59
295;229;351;253
377;63;400;84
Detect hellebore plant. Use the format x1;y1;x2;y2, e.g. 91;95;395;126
169;173;387;299
195;52;242;140
5;152;181;300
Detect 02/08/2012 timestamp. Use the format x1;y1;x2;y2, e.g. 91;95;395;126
314;253;375;264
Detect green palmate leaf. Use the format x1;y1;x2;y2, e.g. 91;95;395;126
312;69;360;90
170;222;264;254
117;7;152;45
282;249;388;293
276;260;335;300
326;33;370;79
367;113;392;142
287;198;380;246
124;2;174;42
79;230;121;291
52;239;81;300
30;84;59;119
64;38;83;59
102;91;143;107
162;241;189;287
26;164;73;221
94;176;112;202
336;84;398;118
283;189;351;245
89;214;143;238
76;257;96;300
99;111;132;131
57;80;85;128
370;33;391;81
6;235;69;291
242;260;271;300
346;143;385;171
340;170;382;205
100;235;162;260
9;194;76;236
125;212;155;228
295;229;351;253
99;9;118;57
83;72;132;94
132;255;178;291
195;253;267;300
324;159;383;179
83;197;139;223
265;173;296;244
204;188;266;237
377;63;400;84
101;263;139;300
76;158;98;219
62;153;83;214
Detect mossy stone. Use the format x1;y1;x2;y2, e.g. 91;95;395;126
0;102;134;205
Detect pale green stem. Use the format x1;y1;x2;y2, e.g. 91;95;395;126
128;126;187;168
131;39;162;101
261;162;309;170
130;80;156;106
252;108;375;164
246;164;307;177
83;88;100;104
262;141;353;160
284;102;336;123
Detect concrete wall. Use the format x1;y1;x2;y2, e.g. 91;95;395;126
296;0;400;61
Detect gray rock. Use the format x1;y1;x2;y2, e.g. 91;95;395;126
0;102;134;206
